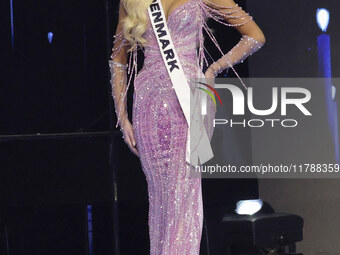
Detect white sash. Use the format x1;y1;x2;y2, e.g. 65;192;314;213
148;0;214;166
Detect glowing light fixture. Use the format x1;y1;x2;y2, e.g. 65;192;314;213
235;198;263;215
48;32;54;44
316;8;330;32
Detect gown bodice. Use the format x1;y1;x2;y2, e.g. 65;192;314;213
141;0;206;70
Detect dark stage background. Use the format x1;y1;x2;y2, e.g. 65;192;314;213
247;0;340;78
2;0;335;254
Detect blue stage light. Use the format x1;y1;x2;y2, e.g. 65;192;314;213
48;32;54;44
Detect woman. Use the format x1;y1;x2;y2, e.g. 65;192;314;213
109;0;265;254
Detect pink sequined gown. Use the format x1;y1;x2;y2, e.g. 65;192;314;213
132;1;214;254
109;0;263;254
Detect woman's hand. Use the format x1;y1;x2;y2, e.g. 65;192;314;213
204;66;216;80
120;118;139;157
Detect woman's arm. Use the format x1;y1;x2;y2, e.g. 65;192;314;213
202;0;266;77
109;1;139;156
109;1;130;127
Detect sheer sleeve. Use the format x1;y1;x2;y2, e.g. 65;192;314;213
198;0;265;89
108;2;138;128
207;34;264;77
108;28;129;128
108;57;128;129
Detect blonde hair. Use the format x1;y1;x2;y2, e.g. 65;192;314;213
121;0;153;52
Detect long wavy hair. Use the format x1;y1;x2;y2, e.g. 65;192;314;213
121;0;153;52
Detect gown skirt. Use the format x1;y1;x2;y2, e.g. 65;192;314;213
131;0;216;254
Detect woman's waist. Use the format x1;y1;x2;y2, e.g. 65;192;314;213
144;43;197;61
143;53;198;70
135;59;203;93
139;58;200;80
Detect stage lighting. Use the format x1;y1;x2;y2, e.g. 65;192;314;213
332;85;336;101
48;32;54;44
235;198;263;215
316;8;330;32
